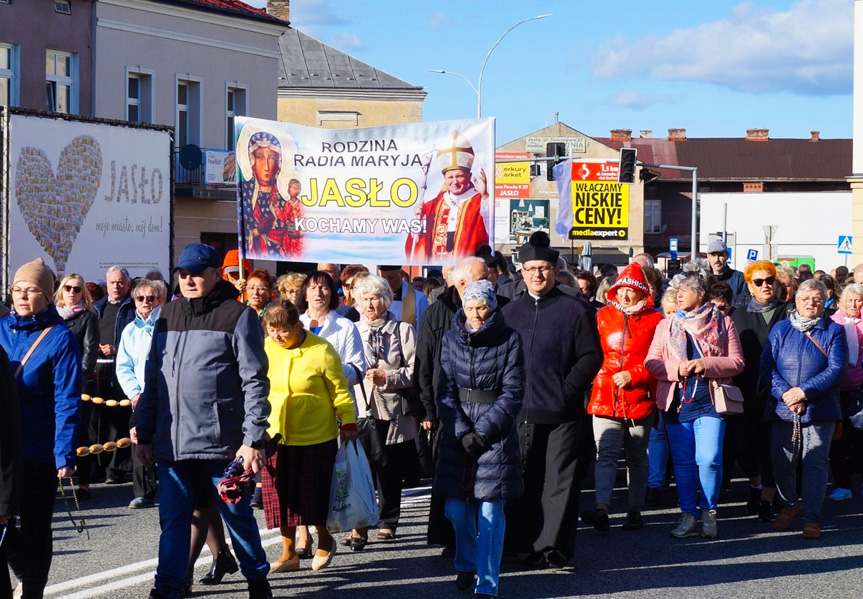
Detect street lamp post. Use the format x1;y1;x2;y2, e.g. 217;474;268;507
428;13;551;118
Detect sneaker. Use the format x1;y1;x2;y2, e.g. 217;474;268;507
670;512;700;538
621;508;644;531
828;488;852;501
758;500;775;523
455;570;476;591
129;497;155;509
701;509;718;538
580;508;610;532
746;487;761;515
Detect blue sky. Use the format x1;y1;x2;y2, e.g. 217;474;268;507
249;0;852;145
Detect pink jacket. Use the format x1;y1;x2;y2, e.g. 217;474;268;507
830;310;863;390
645;315;745;412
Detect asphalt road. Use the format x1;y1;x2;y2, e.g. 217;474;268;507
20;473;863;599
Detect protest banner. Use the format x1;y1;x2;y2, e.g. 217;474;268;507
235;116;495;265
568;161;629;240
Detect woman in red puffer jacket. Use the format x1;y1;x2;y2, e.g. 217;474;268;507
581;262;663;533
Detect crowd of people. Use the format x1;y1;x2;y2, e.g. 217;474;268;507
1;235;862;599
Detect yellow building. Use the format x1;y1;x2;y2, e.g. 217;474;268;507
276;28;426;129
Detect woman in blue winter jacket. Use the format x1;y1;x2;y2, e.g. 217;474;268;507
762;278;846;539
433;280;524;599
0;258;82;599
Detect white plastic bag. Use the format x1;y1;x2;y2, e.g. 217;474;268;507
326;440;379;532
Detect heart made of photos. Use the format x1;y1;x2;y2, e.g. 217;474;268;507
15;135;102;274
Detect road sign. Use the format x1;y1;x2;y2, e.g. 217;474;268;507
839;236;853;255
669;238;678;252
746;249;758;261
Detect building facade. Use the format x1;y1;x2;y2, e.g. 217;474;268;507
92;0;287;263
0;0;95;115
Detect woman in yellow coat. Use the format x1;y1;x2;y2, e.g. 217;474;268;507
262;299;357;574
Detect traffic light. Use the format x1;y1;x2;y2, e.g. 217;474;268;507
546;142;565;181
618;147;637;184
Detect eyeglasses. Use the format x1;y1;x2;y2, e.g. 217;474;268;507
134;295;156;303
247;286;270;293
752;277;775;287
523;265;552;275
798;296;824;305
63;285;83;294
11;287;43;297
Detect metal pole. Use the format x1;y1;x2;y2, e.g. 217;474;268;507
477;14;551;118
691;168;698;260
722;203;727;243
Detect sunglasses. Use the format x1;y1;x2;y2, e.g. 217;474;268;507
752;277;775;287
135;295;156;303
63;285;83;293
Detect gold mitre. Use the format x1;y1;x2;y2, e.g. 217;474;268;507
435;130;475;173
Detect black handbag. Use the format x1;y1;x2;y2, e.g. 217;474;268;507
351;364;389;470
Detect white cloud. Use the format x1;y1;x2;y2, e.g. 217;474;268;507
430;12;453;31
329;32;364;51
592;0;852;95
607;90;679;110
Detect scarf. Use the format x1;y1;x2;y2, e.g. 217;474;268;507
57;302;86;320
747;297;781;314
670;302;726;358
609;299;647;316
788;309;822;333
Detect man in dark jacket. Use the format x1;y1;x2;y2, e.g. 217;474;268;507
137;244;272;599
707;239;747;307
93;265;136;483
0;346;22;599
502;237;603;568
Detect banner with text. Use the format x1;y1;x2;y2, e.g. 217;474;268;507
6;112;171;283
569;161;629;240
235;116;495;265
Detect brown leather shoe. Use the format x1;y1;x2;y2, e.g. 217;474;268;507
802;522;822;539
773;504;802;531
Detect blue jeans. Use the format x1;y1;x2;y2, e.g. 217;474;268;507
666;416;725;516
154;460;269;598
648;411;669;488
445;499;505;597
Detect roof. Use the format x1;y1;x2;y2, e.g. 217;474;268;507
595;136;852;181
277;28;424;91
155;0;287;25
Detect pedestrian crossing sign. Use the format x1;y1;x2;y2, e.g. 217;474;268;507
839;236;853;255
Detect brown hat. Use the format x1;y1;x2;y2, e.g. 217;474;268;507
13;258;56;299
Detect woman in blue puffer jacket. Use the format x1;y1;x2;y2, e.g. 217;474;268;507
761;278;846;540
434;279;523;599
0;258;82;599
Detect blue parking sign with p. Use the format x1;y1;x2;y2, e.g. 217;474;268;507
746;249;758;261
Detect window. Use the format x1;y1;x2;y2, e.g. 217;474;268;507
317;110;359;128
225;86;246;150
644;200;662;234
55;0;71;15
46;50;76;114
176;78;201;147
0;43;17;107
126;70;153;123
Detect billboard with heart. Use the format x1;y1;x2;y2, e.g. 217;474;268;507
4;111;172;286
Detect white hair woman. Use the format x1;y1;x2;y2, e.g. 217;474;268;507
345;274;417;548
763;278;846;539
827;283;863;501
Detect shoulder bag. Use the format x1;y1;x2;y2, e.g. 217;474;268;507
711;380;745;415
14;326;54;378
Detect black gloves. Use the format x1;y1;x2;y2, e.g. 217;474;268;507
461;432;489;458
